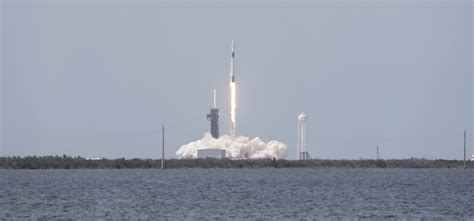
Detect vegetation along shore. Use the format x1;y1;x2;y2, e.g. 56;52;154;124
0;155;471;169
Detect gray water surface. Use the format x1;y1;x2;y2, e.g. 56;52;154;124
0;169;472;220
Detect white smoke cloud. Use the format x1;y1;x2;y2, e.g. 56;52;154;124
176;133;287;159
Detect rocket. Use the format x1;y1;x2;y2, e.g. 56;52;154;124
229;41;237;137
230;41;235;83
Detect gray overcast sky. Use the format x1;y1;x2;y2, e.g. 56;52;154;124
1;0;472;160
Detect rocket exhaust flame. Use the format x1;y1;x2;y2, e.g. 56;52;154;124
230;82;236;137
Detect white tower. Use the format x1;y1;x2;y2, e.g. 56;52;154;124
297;113;310;160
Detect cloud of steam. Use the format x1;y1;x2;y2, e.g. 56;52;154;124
176;133;287;159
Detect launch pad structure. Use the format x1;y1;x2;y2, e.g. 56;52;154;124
207;89;219;139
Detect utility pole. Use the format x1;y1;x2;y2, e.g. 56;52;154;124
162;125;165;169
464;130;466;169
376;145;379;160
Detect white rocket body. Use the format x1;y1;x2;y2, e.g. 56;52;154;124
229;41;236;137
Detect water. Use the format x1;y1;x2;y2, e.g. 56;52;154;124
0;169;472;220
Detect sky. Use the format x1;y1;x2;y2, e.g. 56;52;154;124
1;0;472;160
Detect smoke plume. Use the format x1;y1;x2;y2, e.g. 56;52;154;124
176;133;287;159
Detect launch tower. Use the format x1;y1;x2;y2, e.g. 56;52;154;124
207;89;219;139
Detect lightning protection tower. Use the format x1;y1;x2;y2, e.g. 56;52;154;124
297;113;311;160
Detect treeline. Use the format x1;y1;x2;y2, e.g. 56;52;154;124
0;155;471;169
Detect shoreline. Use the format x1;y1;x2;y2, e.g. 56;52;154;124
0;156;471;169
